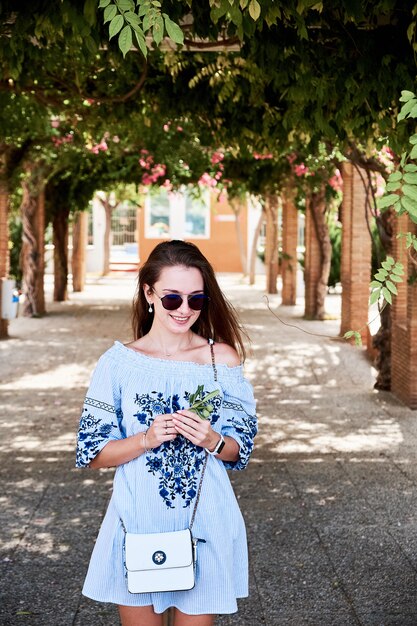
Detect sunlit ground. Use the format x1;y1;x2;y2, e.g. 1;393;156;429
1;272;416;625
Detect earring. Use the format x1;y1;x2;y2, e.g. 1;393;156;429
148;303;153;313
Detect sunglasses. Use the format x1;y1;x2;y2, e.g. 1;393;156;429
155;292;209;311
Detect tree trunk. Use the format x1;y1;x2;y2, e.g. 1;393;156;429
20;163;46;317
264;194;279;294
72;210;88;292
372;207;395;390
0;173;10;338
249;204;265;285
281;186;298;305
96;193;121;276
309;187;332;320
103;200;112;276
229;197;247;275
53;206;70;302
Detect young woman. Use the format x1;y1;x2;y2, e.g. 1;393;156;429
76;240;257;626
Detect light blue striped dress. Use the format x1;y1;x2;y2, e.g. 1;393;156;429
76;341;257;614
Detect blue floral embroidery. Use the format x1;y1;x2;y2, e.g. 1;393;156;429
226;415;256;469
146;439;206;508
76;411;117;468
133;391;181;426
134;390;221;508
223;402;257;471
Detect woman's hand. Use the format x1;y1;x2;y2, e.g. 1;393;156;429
172;409;219;450
145;413;178;449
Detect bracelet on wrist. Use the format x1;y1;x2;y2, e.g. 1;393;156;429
205;433;225;456
143;429;150;453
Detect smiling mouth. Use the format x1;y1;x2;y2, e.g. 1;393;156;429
170;314;190;322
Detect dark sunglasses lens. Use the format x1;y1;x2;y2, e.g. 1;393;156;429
161;294;183;310
188;295;208;310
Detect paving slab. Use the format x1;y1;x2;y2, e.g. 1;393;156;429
1;274;416;626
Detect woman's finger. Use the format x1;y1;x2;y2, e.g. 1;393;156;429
147;415;177;447
172;414;213;447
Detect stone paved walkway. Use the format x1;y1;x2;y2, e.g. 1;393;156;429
1;274;417;626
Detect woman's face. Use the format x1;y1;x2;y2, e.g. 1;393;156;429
145;265;205;335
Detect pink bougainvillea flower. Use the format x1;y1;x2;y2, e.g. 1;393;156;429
211;151;224;164
52;133;73;147
141;162;167;186
139;154;154;169
142;173;154;185
254;152;273;160
153;164;166;176
328;169;343;192
90;140;108;154
374;173;386;198
294;163;309;177
177;126;183;132
199;172;217;187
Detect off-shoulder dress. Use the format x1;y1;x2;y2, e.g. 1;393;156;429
76;340;257;615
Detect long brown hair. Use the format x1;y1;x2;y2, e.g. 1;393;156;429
132;240;248;360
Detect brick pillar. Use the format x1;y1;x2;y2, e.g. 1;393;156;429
304;196;321;318
281;190;298;305
72;210;88;292
0;178;9;338
265;194;279;294
340;162;372;343
36;188;45;315
391;217;417;408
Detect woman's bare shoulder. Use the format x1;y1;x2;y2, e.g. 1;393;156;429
213;341;241;367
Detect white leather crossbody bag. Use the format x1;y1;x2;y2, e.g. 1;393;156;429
124;528;196;594
122;452;208;594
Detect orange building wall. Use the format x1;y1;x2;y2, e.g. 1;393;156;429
138;194;247;273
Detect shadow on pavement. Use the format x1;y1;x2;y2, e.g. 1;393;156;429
1;275;417;625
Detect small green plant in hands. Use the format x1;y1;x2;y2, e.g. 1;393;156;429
188;385;221;420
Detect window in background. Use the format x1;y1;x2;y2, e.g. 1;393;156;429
87;203;94;245
184;189;210;238
145;187;210;239
146;189;170;238
111;202;137;245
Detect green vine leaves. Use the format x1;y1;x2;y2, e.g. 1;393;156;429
343;256;405;347
344;89;417;346
369;257;404;306
98;0;184;57
373;89;417;285
98;0;285;58
343;329;363;347
377;90;417;247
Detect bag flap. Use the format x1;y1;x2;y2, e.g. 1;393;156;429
125;529;193;572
